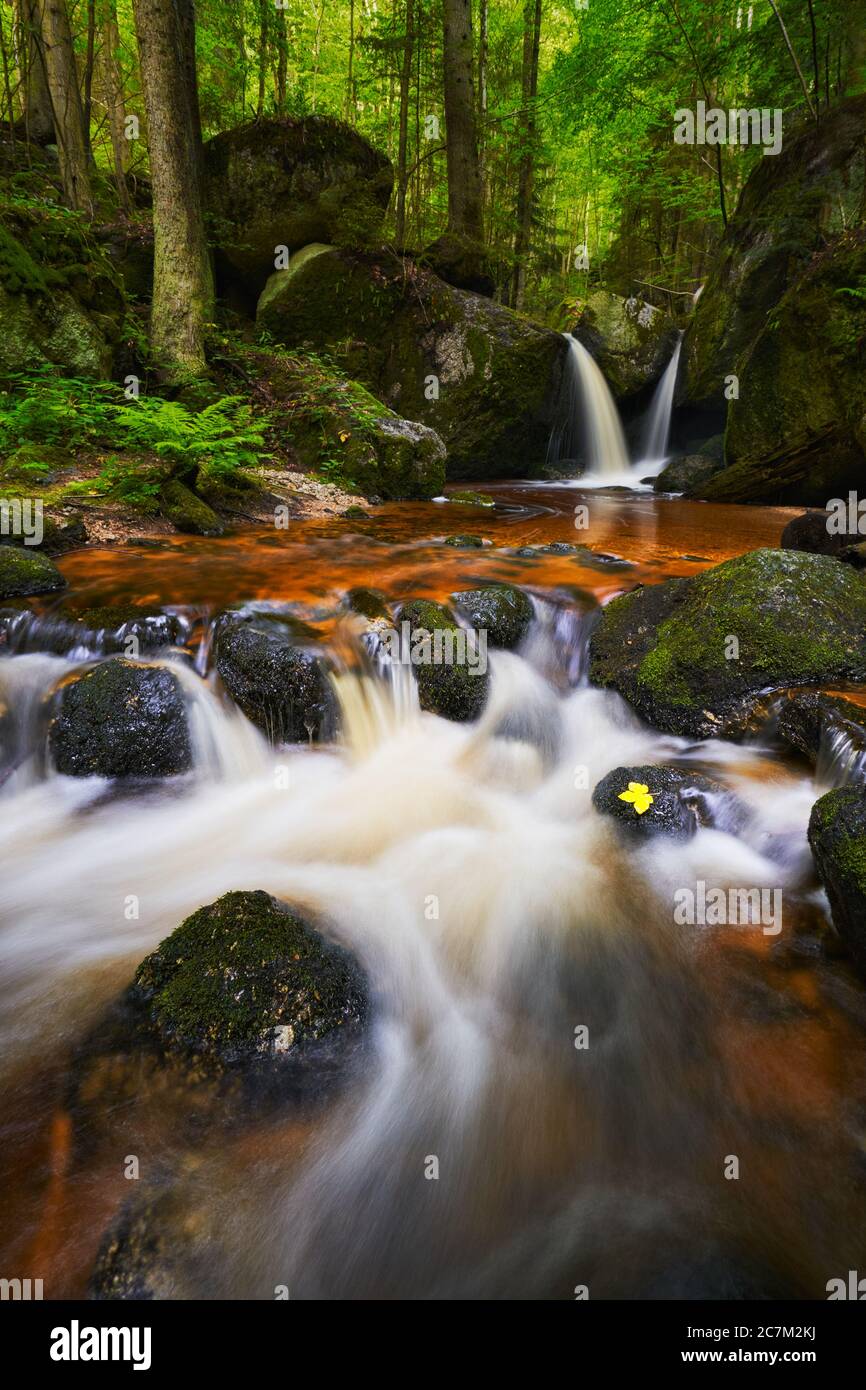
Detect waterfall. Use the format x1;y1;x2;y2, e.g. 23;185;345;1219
640;332;683;464
548;333;630;476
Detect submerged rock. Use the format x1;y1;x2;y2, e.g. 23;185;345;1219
588;549;866;739
0;544;66;599
214;613;336;743
443;534;486;548
808;788;866;978
343;586;391;621
256;247;567;479
398;598;489;721
48;658;192;778
592;764;733;840
451;584;533;649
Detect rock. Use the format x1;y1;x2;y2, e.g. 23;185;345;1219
159;480;225;537
256;247;568;479
451;584;533;649
778;692;866;778
572;290;679;400
449;489;494;507
683;95;866;413
654;453;726;495
91;1182;201;1301
48;658;193;778
421;231;495;296
214;613;336;743
398;598;489;721
592;764;730;840
203;116;393;294
343;586;391;621
808;788;866;977
0;605;181;658
588;549;866;739
443;534;485;548
699;233;866;504
359;415;447;499
0;544;66;598
779;510;851;558
129;891;367;1067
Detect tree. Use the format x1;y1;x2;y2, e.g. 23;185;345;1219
39;0;93;210
511;0;542;308
441;0;484;244
15;0;54;143
131;0;214;380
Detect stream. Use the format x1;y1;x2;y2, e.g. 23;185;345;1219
2;482;866;1300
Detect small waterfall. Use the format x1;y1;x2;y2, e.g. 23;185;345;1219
640;332;683;464
548;333;630;476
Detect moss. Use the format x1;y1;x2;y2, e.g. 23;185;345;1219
451;584;533;649
0;544;66;599
159;480;225;537
399;598;489;721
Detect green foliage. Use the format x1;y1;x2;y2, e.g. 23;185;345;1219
111;396;270;479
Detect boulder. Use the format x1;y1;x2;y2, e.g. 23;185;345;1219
808;788;866;977
592;764;733;840
653;453;726;495
572;290;679;400
159;480;225;537
421;231;495;296
256;247;568;479
779;510;852;559
398;598;489;721
48;658;193;778
214;613;336;743
129;891;367;1068
0;544;65;599
588;549;866;739
451;584;533;649
203;116;393;294
778;692;866;779
682;95;866;412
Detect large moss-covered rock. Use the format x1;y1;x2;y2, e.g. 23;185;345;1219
682;95;866;412
159;479;225;537
0;544;65;598
203;116;393;293
214;613;336;743
589;549;866;739
398;598;489;721
697;232;866;504
572;290;679;401
131;891;367;1066
653;453;726;495
256;248;567;479
48;658;192;777
0;206;125;377
450;584;533;649
808;789;866;977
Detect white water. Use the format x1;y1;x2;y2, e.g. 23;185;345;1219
0;618;841;1298
641;332;683;465
549;334;631;478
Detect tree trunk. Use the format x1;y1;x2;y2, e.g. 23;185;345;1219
98;0;131;211
394;0;413;247
131;0;213;380
275;5;287;112
15;0;54;142
441;0;483;242
256;0;268;117
82;0;96;154
511;0;541;309
39;0;93;211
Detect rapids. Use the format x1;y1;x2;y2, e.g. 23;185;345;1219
2;483;866;1300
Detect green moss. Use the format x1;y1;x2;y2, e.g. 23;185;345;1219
0;543;65;599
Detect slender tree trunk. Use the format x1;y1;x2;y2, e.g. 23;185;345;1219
256;0;268;117
275;5;287;112
39;0;93;210
806;0;820;119
394;0;413;246
82;0;96;153
98;0;130;211
15;0;54;143
511;0;541;308
441;0;483;242
131;0;213;379
766;0;816;121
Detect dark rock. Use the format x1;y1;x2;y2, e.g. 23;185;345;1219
778;691;866;780
0;544;66;598
48;658;193;778
451;584;533;649
398;598;489;721
214;613;336;743
780;510;849;558
654;453;726;495
343;586;391;621
592;764;732;840
808;788;866;977
421;231;495;296
589;548;866;739
443;534;486;548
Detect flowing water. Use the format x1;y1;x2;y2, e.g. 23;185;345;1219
548;335;631;479
2;483;866;1300
641;332;684;465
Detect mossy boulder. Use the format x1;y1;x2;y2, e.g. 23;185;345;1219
572;290;679;401
808;788;866;977
421;231;495;296
653;453;726;495
682;95;866;413
214;613;336;743
0;544;65;598
588;549;866;738
398;598;489;721
48;658;193;778
203;116;393;294
778;691;866;776
256;248;568;479
343;586;391;621
451;584;533;649
443;534;486;548
592;765;732;840
159;480;225;537
130;891;367;1066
